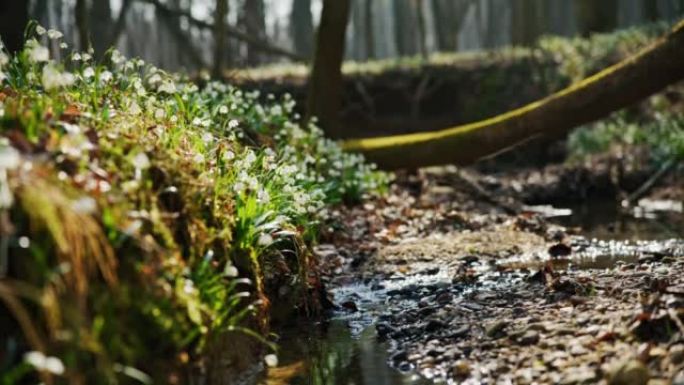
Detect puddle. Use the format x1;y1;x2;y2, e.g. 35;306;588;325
258;320;430;385
550;200;683;241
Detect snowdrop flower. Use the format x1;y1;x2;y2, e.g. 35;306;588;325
128;100;142;115
100;70;113;83
59;42;68;49
257;189;270;204
71;53;82;62
224;263;239;278
201;132;213;144
82;53;92;62
170;115;178;123
83;67;95;79
131;152;150;170
47;29;63;39
0;52;8;67
228;119;239;129
148;73;162;85
41;65;75;90
158;80;176;94
35;26;47;36
218;105;228;115
264;354;278;368
24;351;65;375
154;108;165;120
27;41;49;63
183;279;195;295
257;233;273;247
223;150;235;161
71;197;97;214
191;117;202;126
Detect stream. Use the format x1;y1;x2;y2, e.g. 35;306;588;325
257;200;684;385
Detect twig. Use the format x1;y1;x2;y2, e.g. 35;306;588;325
622;158;676;207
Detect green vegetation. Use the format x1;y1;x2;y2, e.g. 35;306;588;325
0;24;388;384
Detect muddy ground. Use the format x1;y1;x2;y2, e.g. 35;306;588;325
308;159;684;385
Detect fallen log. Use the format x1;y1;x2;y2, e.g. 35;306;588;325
342;19;684;170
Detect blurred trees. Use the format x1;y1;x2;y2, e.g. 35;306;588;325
291;0;314;58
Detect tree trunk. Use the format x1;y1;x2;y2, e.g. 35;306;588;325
343;20;684;169
512;0;544;46
213;0;229;78
575;0;618;36
393;0;417;56
643;0;659;21
306;0;351;137
0;0;29;54
242;0;266;65
89;0;112;57
75;0;90;51
291;0;314;58
414;0;429;59
364;0;375;59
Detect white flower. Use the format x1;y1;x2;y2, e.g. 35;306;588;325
158;80;176;94
218;105;228;115
82;53;92;61
131;152;150;170
201;132;213;144
0;52;8;66
154;108;165;120
71;197;97;214
224;263;239;278
47;29;63;39
100;70;113;83
83;67;94;78
35;26;47;35
257;233;273;247
28;42;49;63
128;100;142;115
24;351;65;375
71;53;82;62
193;153;205;163
223;150;235;161
41;65;74;90
244;151;257;166
59;42;68;49
191;117;202;126
228;119;239;129
148;73;162;85
264;354;278;368
0;145;19;170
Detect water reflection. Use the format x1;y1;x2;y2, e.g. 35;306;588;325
261;321;428;385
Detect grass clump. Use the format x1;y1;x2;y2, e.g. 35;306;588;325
0;23;389;384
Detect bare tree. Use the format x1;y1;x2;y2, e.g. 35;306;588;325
213;0;229;77
291;0;315;58
575;0;618;36
241;0;267;65
75;0;90;51
307;0;351;136
364;0;375;59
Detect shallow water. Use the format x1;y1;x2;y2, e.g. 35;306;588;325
259;201;683;385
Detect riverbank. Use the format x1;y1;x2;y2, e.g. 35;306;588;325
0;27;388;384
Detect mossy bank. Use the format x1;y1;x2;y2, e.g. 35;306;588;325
0;24;388;384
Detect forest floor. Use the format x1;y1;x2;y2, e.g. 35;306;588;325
287;153;684;385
